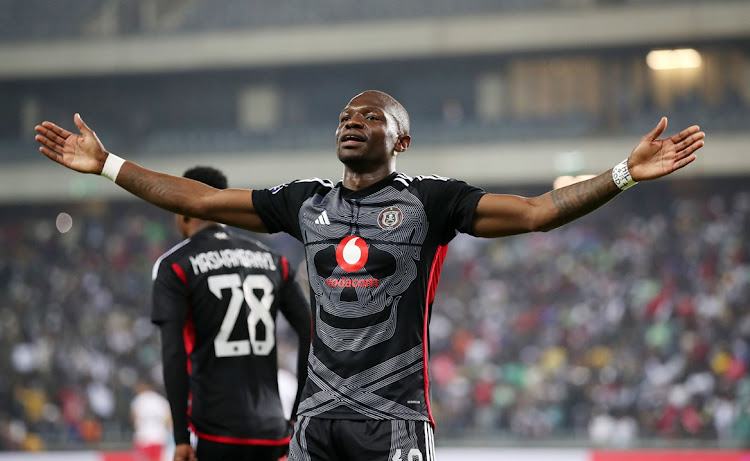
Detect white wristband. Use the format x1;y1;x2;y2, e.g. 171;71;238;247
612;158;637;191
101;153;125;182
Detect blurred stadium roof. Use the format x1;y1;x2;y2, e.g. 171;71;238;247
1;0;748;202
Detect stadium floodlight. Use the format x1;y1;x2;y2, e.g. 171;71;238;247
646;48;702;70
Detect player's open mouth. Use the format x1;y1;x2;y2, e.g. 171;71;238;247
340;134;365;148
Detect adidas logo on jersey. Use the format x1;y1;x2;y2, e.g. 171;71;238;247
314;211;331;225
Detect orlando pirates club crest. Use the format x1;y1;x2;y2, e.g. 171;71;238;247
377;206;403;230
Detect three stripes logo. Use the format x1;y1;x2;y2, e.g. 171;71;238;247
314;211;331;225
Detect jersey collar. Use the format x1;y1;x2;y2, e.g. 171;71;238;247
338;172;399;199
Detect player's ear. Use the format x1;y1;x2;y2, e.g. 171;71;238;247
395;135;410;153
174;214;190;230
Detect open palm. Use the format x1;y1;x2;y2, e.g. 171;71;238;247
34;114;109;174
628;117;705;182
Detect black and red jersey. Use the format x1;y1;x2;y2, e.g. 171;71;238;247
151;225;310;444
252;172;485;425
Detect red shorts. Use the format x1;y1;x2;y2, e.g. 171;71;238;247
134;442;164;461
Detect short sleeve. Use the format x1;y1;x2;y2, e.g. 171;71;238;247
445;179;486;235
151;260;189;325
252;179;332;241
415;176;486;244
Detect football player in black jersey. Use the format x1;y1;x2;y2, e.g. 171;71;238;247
36;91;704;460
151;166;311;461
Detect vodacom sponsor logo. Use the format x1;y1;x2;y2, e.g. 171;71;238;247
329;236;378;288
335;235;369;272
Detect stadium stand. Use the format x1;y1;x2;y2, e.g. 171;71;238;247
2;0;748;41
1;48;748;162
1;177;748;450
0;0;103;41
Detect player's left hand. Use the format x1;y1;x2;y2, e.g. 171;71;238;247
627;117;705;182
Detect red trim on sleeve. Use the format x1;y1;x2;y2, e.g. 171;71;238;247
423;244;448;428
171;263;188;285
183;310;195;376
189;422;292;446
281;257;290;281
171;263;195;376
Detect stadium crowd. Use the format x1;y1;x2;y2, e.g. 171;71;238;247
0;177;748;450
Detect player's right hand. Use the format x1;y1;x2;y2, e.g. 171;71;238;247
34;113;109;174
173;443;198;461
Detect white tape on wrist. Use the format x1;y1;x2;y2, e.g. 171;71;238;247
612;158;638;191
101;153;125;182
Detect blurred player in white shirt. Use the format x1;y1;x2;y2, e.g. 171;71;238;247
131;380;172;461
277;368;298;421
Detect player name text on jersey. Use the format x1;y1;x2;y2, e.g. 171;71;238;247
189;248;277;275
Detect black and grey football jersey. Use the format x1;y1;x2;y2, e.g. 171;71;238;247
253;172;485;425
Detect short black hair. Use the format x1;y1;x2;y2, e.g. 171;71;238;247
183;166;228;190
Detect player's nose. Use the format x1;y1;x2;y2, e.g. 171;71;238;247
344;114;365;128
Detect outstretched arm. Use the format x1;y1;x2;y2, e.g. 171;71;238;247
472;118;705;238
35;114;268;233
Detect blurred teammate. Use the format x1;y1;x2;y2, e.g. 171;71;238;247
35;90;705;460
151;166;311;461
130;380;172;461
